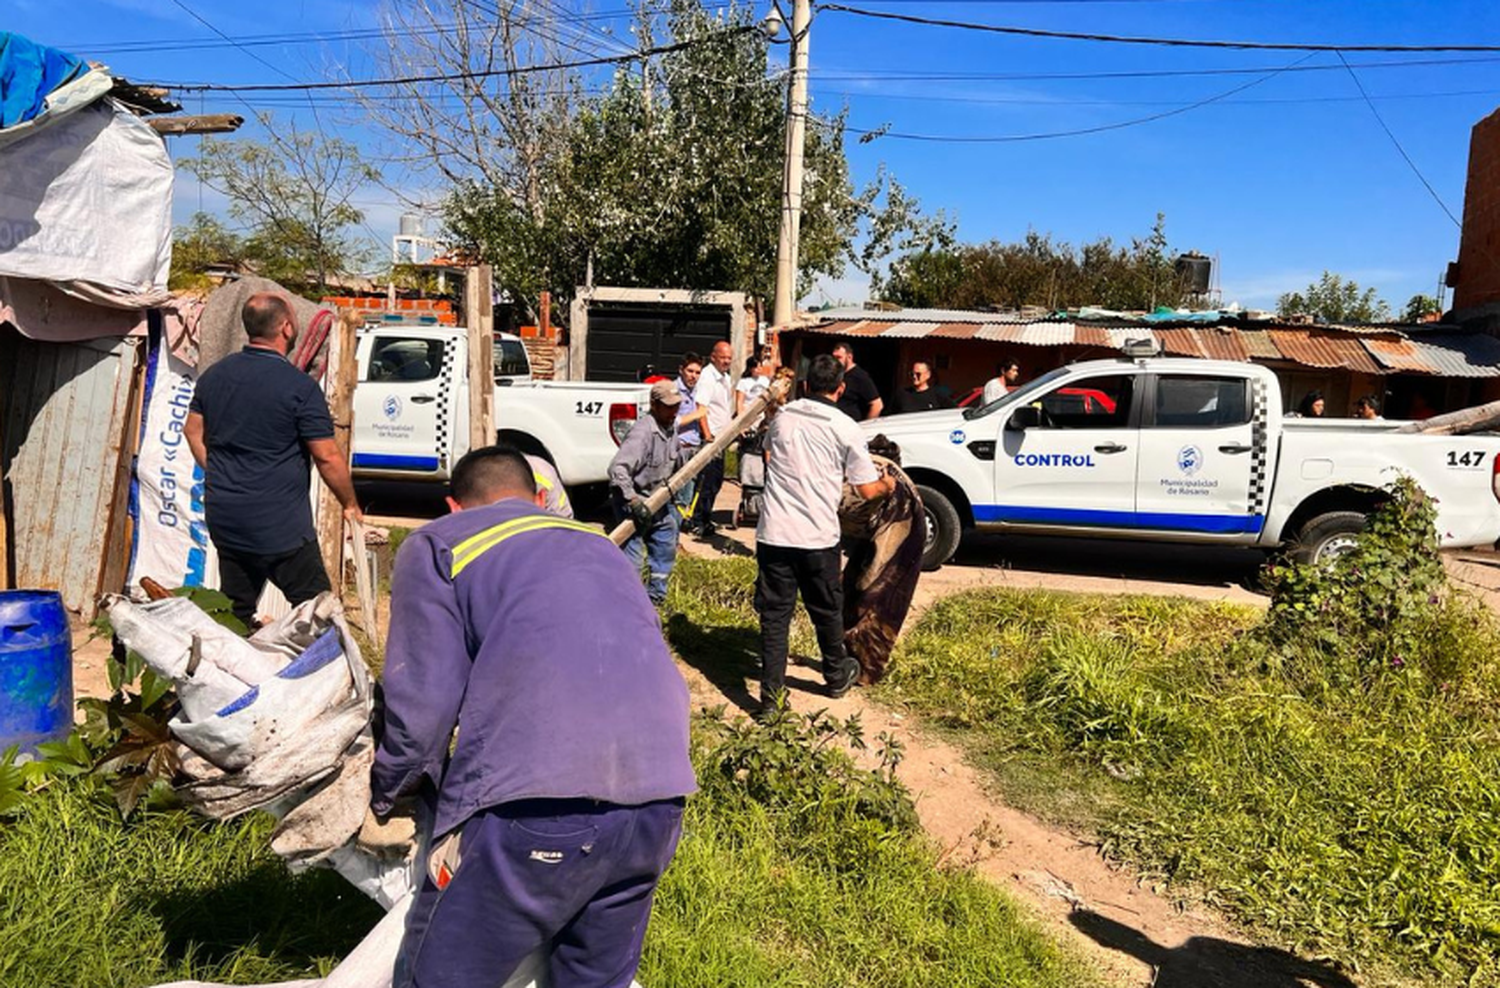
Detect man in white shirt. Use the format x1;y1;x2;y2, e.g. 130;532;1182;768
686;341;735;536
756;354;895;716
981;358;1020;406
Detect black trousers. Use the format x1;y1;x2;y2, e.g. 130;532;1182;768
217;538;332;630
689;454;725;530
755;542;847;703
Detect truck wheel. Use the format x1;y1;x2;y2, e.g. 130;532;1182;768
1289;511;1368;566
915;484;962;572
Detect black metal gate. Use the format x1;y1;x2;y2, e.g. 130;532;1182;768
584;303;731;382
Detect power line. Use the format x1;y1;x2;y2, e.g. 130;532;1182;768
148;31;754;93
817;85;1500;107
1335;51;1462;230
818;4;1500;53
167;0;303;84
844;50;1317;142
812;54;1500;82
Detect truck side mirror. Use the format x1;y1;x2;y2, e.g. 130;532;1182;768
1007;406;1043;431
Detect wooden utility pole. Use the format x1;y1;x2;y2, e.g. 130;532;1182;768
316;312;360;592
465;265;495;452
772;0;811;328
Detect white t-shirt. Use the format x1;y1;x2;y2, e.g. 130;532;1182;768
757;397;881;550
736;375;771;425
697;364;735;437
981;377;1010;406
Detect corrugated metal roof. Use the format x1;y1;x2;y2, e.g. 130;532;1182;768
974;323;1028;343
812;305;1028;324
1197;328;1250;362
882;321;936;339
1405;334;1500;377
1239;329;1282;360
1019;322;1076;346
932;321;981;339
1270;329;1384;374
1156;328;1204;358
1075;325;1111;348
1361;336;1436;373
1104;328;1155;351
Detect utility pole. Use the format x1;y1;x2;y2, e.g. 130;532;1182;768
772;0;811;328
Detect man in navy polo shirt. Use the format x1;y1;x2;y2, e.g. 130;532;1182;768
184;293;362;629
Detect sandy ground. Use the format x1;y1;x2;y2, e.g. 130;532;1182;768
71;478;1491;985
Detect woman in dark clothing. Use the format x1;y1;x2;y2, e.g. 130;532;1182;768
1296;391;1326;418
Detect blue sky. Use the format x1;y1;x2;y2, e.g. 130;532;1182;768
10;0;1500;310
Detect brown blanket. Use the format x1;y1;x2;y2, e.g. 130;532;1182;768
839;455;924;685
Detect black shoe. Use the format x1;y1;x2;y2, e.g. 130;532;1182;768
755;688;788;722
824;658;860;699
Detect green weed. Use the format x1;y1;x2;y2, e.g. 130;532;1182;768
878;487;1500;987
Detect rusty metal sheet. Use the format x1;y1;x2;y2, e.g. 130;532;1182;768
881;321;937;339
1239;329;1282;360
1074;325;1111;348
931;322;982;339
1195;328;1249;362
1270;329;1383;374
1362;336;1436;373
1156;328;1205;358
974;323;1027;343
1404;334;1500;377
842;319;896;337
1;334;137;615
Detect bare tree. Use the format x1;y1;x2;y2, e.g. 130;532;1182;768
358;0;595;222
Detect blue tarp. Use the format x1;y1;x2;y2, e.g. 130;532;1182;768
0;32;86;129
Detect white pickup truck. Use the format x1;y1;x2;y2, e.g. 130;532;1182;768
350;322;649;486
871;353;1500;570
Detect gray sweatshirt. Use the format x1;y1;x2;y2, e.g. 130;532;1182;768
608;415;679;502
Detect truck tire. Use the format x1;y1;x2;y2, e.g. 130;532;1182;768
915;484;962;572
1289;511;1368;566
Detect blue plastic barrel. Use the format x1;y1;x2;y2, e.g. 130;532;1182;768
0;590;74;754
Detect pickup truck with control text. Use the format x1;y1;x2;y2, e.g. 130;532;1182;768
871;354;1500;570
350;322;650;488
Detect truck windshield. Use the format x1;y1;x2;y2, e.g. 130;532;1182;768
494;338;531;379
962;367;1068;421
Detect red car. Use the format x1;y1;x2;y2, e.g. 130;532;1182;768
956;386;1118;416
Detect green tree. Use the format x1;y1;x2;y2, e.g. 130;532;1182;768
438;0;944;317
182;120;380;295
878;214;1192;312
1276;271;1392;324
1401;293;1442;322
168;212;244;291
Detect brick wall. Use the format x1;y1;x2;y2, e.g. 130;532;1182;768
517;324;559;380
1454;107;1500;312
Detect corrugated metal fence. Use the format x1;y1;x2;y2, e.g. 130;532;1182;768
1;332;139;615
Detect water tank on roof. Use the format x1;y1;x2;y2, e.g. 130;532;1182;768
1175;253;1212;294
398;213;425;237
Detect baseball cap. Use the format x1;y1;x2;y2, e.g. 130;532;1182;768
650;380;684;405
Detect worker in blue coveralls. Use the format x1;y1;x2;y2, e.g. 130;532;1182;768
607;379;686;605
370;446;696;988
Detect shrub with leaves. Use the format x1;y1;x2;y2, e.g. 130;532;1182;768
1260;476;1447;684
694;706;917;869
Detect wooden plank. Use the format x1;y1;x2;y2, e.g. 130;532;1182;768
316;312;360;595
465;265;495;452
96;338;148;611
149;114;244;136
0;339;9;590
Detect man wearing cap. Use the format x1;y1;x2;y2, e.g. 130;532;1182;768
608;380;687;604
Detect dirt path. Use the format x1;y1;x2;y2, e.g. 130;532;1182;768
673;486;1359;987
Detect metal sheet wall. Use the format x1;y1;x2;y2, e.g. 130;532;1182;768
1;332;138;614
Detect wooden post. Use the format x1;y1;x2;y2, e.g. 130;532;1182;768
0;369;9;591
1394;399;1500;435
316;312;360;594
96;338;149;606
465;265;495;451
540;290;552;340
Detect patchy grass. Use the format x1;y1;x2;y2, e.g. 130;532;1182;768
880;587;1500;987
1;590;1097;988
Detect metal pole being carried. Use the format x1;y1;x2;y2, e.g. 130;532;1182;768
608;375;792;546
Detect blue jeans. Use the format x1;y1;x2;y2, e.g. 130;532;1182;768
614;497;679;603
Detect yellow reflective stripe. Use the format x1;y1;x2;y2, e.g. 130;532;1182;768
532;471;554;491
450;516;605;578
